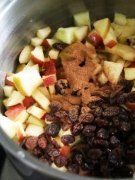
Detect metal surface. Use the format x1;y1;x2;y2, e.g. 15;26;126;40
0;0;135;179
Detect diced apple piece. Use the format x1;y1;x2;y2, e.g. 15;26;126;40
0;115;17;138
15;64;26;73
5;73;14;86
3;85;15;97
42;39;60;49
23;64;39;72
25;59;35;67
103;27;117;48
37;26;51;39
116;58;125;66
103;61;123;84
23;96;36;109
19;45;33;64
60;145;70;157
88;29;103;46
97;72;108;85
15;109;29;123
114;12;127;25
5;103;25;120
109;53;120;62
3;90;25;107
42;59;56;75
38;86;51;100
31;46;45;66
31;89;50;112
93;18;110;38
25;124;44;137
48;48;60;60
31;37;43;47
73;11;91;29
124;60;132;67
111;23;135;38
43;74;57;87
126;18;135;26
15;121;26;141
92;63;102;76
54;27;77;44
105;43;135;61
13;68;43;96
48;84;56;95
74;26;88;41
51;162;67;172
124;67;135;80
27;105;46;119
26;115;45;127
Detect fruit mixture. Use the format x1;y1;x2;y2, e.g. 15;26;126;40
2;11;135;178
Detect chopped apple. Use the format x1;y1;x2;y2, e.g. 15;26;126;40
0;115;17;138
15;64;26;73
116;58;125;66
74;26;88;41
124;67;135;80
3;90;25;107
42;59;56;76
31;37;43;47
92;63;102;76
42;39;60;49
13;68;43;96
109;54;120;62
103;61;123;84
48;84;56;95
88;29;103;46
25;59;35;67
126;18;135;26
31;46;45;66
103;27;117;48
51;162;67;172
31;89;50;112
3;85;15;97
15;109;29;123
37;26;51;39
23;96;36;109
5;73;14;86
73;11;91;29
38;86;51;100
15;121;26;141
93;18;110;38
26;115;46;127
43;74;57;87
25;123;44;137
27;105;46;119
60;145;70;157
124;60;132;67
5;103;25;120
105;43;135;61
48;48;60;60
19;45;33;64
114;12;127;25
97;71;108;85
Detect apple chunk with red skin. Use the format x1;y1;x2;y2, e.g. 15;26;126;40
88;29;103;46
23;96;36;109
31;46;45;66
103;27;117;48
42;58;56;76
43;74;57;87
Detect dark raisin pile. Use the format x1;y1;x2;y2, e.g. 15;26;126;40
20;79;135;178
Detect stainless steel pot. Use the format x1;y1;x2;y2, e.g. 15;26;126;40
0;0;135;179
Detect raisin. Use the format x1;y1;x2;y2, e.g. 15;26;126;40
91;90;109;99
94;107;102;117
110;136;120;148
93;139;109;148
20;137;27;149
116;92;127;104
119;121;131;132
55;79;69;95
79;113;94;123
73;153;83;165
33;147;43;157
108;148;123;167
96;128;109;139
126;150;135;164
45;113;57;122
68;108;78;122
49;101;61;112
52;43;66;51
54;155;67;167
61;135;75;145
55;110;67;118
39;156;52;165
112;116;120;128
89;96;103;108
37;136;47;149
127;91;135;102
72;122;83;136
49;149;60;157
102;106;120;117
88;149;102;159
82;125;96;136
25;136;38;150
95;117;109;127
110;85;123;99
45;122;60;137
127;133;135;148
118;79;133;93
67;164;80;174
81;106;90;114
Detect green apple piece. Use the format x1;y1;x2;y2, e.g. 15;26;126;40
74;26;88;41
73;11;91;29
31;37;43;47
32;89;50;112
3;90;25;107
126;18;135;26
124;67;135;80
27;105;46;119
114;12;127;25
27;115;45;127
54;27;77;44
25;123;44;136
19;45;33;64
15;109;29;123
3;85;15;97
37;26;51;39
0;115;17;138
13;68;43;96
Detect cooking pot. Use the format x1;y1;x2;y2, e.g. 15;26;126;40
0;0;135;179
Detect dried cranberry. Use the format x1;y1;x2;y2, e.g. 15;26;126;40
54;155;67;167
61;135;75;145
25;136;38;150
79;113;94;123
96;128;109;139
45;122;60;137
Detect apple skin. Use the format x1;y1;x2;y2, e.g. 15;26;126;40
31;54;45;66
5;103;25;120
23;96;36;109
105;40;117;48
43;74;57;87
42;59;56;76
127;62;135;68
5;73;14;86
88;30;103;46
